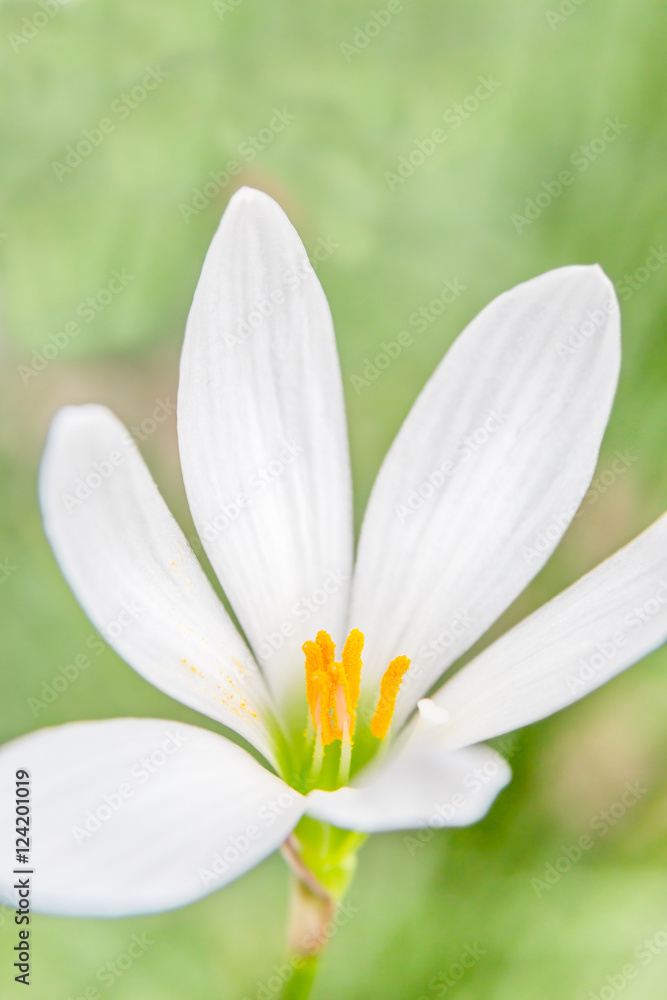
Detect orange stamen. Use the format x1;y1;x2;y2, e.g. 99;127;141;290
370;655;411;740
303;629;410;755
342;628;364;715
314;672;336;745
315;630;336;670
303;639;322;718
303;639;335;745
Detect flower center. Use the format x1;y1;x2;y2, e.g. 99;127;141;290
302;629;410;781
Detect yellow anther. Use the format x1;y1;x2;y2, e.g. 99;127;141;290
304;629;410;755
313;673;335;745
315;630;336;670
303;636;336;745
303;639;322;717
303;630;359;746
342;628;364;714
370;655;411;740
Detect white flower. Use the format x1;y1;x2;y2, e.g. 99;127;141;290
1;188;666;919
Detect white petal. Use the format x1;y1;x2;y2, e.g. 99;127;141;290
40;405;277;764
0;719;303;916
428;513;667;749
178;188;353;708
350;266;620;723
306;722;511;833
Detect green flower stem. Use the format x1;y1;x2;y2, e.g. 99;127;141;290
282;838;336;952
279;955;318;1000
278;824;366;998
278;843;331;1000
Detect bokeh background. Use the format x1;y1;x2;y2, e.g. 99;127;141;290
1;0;667;997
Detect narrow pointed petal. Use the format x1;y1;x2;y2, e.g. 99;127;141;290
40;405;277;763
0;719;304;916
306;723;510;832
350;266;620;723
178;188;353;709
428;513;667;749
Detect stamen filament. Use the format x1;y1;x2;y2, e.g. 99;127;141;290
334;685;352;783
338;727;352;784
310;709;324;781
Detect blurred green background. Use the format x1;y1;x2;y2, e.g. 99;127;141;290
1;0;667;997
